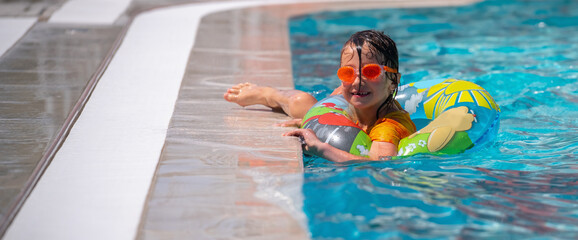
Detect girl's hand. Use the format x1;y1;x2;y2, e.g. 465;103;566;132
284;128;372;163
283;128;322;156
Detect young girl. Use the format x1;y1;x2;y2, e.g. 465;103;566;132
224;30;416;162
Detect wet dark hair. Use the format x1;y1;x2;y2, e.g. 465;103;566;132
341;30;400;119
341;30;399;70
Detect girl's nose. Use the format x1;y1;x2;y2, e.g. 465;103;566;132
352;74;364;86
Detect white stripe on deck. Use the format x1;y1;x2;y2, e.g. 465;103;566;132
48;0;132;24
0;18;36;57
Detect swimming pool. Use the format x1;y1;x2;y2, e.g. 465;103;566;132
289;0;578;238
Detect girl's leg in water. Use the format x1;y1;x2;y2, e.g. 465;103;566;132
223;83;317;119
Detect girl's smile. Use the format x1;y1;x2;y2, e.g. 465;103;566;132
351;89;371;97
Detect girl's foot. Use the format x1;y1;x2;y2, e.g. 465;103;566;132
223;83;272;107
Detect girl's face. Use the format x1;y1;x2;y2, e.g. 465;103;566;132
340;43;398;114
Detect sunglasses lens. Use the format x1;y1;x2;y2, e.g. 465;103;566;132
362;64;382;80
337;66;356;83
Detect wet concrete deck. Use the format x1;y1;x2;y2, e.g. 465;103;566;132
0;0;478;239
0;15;124;235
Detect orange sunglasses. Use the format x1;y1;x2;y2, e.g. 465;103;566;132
337;64;398;83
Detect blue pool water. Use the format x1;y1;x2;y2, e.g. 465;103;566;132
289;0;578;238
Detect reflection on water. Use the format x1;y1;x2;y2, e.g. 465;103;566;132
290;0;578;238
